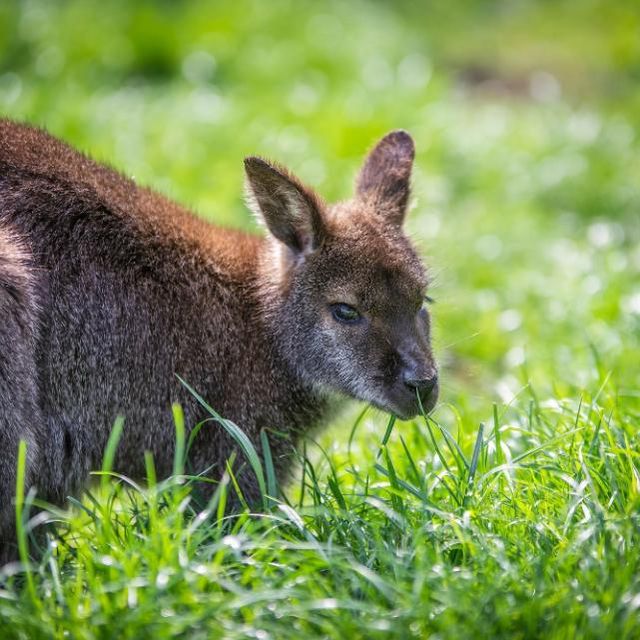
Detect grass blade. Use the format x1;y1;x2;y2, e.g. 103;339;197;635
15;440;38;606
493;403;503;465
376;414;397;460
260;429;278;507
177;375;267;508
101;416;124;492
172;403;186;476
463;423;484;508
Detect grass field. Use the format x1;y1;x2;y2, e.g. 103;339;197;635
1;0;639;637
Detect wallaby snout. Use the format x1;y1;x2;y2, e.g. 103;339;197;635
381;342;439;420
402;369;439;414
396;325;439;416
403;373;438;395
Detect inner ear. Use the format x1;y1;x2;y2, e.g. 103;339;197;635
356;130;415;226
244;157;326;255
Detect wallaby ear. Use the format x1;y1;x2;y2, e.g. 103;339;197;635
244;157;326;255
356;130;415;226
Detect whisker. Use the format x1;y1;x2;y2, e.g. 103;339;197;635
438;331;483;349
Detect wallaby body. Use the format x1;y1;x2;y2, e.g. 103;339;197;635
0;120;437;558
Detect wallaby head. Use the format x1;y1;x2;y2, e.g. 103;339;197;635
246;131;438;420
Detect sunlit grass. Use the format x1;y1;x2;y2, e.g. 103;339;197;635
2;380;639;638
0;0;639;637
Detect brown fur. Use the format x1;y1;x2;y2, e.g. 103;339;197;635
0;121;437;560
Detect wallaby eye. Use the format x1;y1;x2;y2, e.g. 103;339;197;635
330;303;361;324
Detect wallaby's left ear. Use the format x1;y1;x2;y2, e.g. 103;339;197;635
356;130;415;226
244;157;326;256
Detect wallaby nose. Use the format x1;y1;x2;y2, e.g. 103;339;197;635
403;372;438;395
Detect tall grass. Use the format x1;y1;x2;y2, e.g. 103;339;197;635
1;378;638;639
1;0;639;637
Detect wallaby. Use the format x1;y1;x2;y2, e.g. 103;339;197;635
0;121;438;559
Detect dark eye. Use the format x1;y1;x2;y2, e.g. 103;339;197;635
330;303;361;324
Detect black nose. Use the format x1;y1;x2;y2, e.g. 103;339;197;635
404;373;438;395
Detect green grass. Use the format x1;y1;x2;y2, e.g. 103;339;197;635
1;0;639;637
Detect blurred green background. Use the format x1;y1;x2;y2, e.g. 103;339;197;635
1;0;639;426
2;3;640;636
